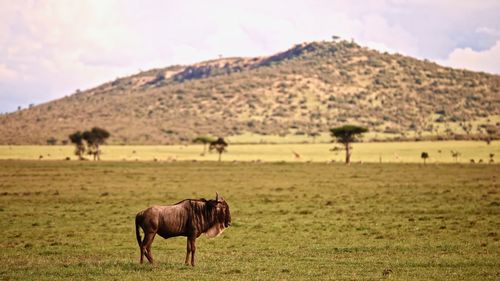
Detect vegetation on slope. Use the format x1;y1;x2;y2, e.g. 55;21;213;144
1;40;499;144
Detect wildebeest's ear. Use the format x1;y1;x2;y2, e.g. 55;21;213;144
215;192;219;202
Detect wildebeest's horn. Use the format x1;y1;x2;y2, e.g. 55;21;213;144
216;192;219;201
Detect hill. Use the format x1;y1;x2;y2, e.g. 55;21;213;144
0;40;499;144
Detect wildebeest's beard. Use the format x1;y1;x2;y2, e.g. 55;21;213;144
201;200;228;238
222;202;231;227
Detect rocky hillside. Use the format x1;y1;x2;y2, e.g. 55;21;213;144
1;40;499;144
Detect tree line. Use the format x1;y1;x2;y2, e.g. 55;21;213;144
193;125;368;164
67;124;494;164
67;125;363;163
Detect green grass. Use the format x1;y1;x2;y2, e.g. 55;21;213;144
0;160;498;280
0;141;498;163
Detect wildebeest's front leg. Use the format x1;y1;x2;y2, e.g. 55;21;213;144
190;237;196;266
185;238;191;265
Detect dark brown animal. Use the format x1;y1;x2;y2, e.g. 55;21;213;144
135;193;231;266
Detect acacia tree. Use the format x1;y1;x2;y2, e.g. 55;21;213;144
209;137;228;162
330;125;368;164
193;136;216;156
485;125;496;145
421;152;429;164
308;131;320;143
46;137;57;145
69;131;86;160
82;127;110;160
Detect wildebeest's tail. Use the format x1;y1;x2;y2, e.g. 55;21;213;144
135;213;143;248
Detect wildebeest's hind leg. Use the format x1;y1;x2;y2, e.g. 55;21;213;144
135;215;145;264
142;232;156;263
140;242;145;264
185;238;191;265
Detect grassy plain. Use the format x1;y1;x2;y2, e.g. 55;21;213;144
0;160;499;280
0;141;498;163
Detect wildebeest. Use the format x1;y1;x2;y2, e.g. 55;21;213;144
135;193;231;266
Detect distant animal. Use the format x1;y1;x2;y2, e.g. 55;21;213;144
292;150;301;159
135;193;231;266
394;153;400;161
382;268;393;276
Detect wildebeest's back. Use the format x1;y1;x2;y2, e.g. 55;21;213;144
137;202;191;238
158;203;192;237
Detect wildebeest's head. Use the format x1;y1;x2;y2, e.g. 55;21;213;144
204;192;231;238
213;192;231;228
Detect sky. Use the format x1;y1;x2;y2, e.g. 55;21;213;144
1;0;500;113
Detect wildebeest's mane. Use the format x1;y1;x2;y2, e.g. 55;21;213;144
173;198;216;205
191;199;221;231
170;198;220;227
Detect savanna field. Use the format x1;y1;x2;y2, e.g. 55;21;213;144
0;159;499;280
1;141;499;163
3;2;500;281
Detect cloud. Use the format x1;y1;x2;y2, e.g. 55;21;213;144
0;1;140;111
475;26;500;37
0;64;18;81
355;14;419;55
440;41;500;74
